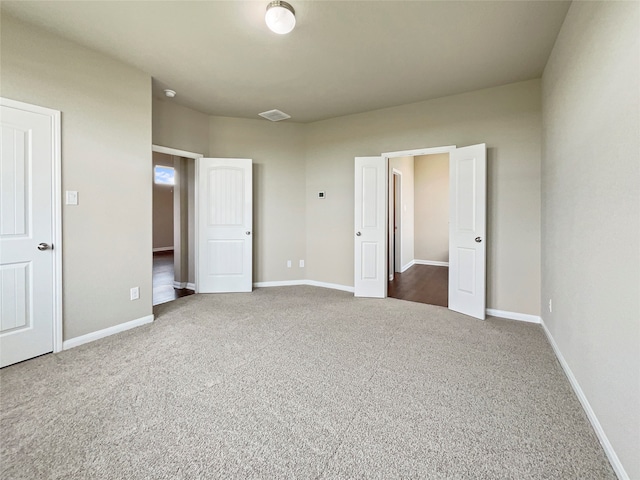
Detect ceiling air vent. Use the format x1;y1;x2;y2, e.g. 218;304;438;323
259;109;291;122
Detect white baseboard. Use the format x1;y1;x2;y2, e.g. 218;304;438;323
253;280;305;288
304;280;354;293
253;280;354;293
62;314;154;350
486;308;541;324
152;247;174;252
172;281;196;290
415;259;449;267
401;260;415;273
540;319;629;480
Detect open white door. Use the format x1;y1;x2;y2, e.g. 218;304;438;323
1;99;59;367
354;156;387;298
448;144;486;319
197;158;252;293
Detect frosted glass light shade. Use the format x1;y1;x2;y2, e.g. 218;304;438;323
265;1;296;34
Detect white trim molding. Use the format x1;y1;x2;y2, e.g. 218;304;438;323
540;319;629;480
63;315;154;350
305;280;354;293
486;309;541;324
401;260;415;273
153;246;174;253
382;145;456;158
151;144;203;295
253;280;305;288
253;280;354;293
152;144;203;159
172;281;196;291
415;259;449;267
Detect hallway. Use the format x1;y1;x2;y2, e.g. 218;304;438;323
152;251;195;306
388;264;448;307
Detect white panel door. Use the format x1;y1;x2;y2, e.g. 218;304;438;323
0;101;56;367
448;144;487;319
197;158;252;293
354;156;387;298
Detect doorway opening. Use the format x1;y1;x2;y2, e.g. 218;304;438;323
151;145;202;306
355;143;486;319
386;153;450;307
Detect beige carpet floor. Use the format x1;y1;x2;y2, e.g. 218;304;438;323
0;286;615;479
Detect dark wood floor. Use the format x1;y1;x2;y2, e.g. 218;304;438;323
388;264;448;307
153;251;195;306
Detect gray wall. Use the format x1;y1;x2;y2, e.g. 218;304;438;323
209;117;307;284
414;153;449;263
306;80;542;315
541;1;640;478
152;96;209;156
1;14;152;340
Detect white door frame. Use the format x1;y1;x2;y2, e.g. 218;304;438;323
381;145;457;295
1;97;63;353
393;171;402;274
151;145;203;292
389;169;402;280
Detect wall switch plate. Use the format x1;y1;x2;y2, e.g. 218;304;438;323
66;191;78;205
549;299;552;312
299;260;304;267
287;260;292;268
130;287;140;301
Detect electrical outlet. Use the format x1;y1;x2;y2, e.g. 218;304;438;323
287;260;292;268
130;287;140;301
548;299;552;313
299;260;304;268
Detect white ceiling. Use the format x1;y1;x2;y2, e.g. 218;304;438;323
1;1;571;123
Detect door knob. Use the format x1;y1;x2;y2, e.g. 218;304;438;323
37;243;52;251
246;231;251;235
475;237;482;243
356;232;362;236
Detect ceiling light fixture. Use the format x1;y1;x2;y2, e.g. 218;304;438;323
164;89;177;98
265;1;296;35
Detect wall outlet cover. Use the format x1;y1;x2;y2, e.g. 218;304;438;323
66;191;78;205
130;287;140;300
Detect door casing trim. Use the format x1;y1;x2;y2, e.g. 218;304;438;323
152;144;203;294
